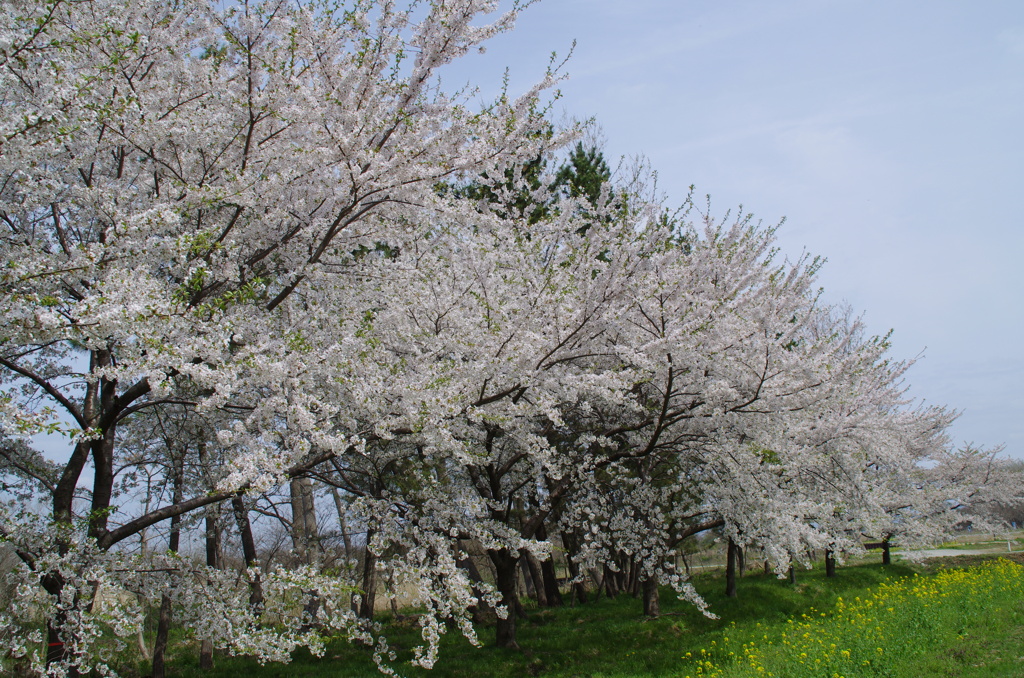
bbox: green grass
[145,554,1024,677]
[708,557,1024,677]
[156,561,927,677]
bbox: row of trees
[0,0,1017,675]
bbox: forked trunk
[44,360,122,677]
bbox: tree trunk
[45,605,79,678]
[199,640,214,671]
[41,572,70,672]
[200,507,220,670]
[44,363,119,677]
[825,549,837,578]
[330,488,353,560]
[788,565,796,585]
[152,454,184,678]
[725,539,739,598]
[535,523,563,606]
[151,595,173,678]
[290,477,319,564]
[540,558,563,607]
[520,549,547,606]
[737,544,745,575]
[358,529,378,620]
[456,540,485,583]
[642,575,660,617]
[603,564,620,598]
[302,591,322,630]
[288,479,321,626]
[301,479,319,554]
[882,537,892,566]
[617,554,629,595]
[489,548,522,649]
[205,511,221,570]
[590,568,603,601]
[560,531,588,604]
[232,496,265,613]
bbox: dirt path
[905,547,1018,559]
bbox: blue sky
[446,0,1024,457]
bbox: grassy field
[156,553,1024,678]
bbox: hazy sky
[445,0,1024,457]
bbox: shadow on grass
[166,561,927,678]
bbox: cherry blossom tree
[858,441,1018,565]
[0,0,565,673]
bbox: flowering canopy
[0,0,1017,675]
